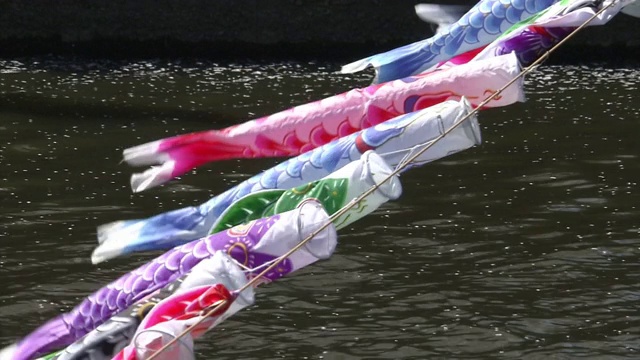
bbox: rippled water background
[0,57,639,359]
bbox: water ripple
[0,60,639,358]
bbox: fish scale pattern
[125,53,520,194]
[98,111,408,258]
[341,0,558,82]
[94,99,484,264]
[14,215,280,360]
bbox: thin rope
[231,255,280,274]
[145,2,617,358]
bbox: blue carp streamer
[341,0,558,82]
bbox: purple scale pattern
[13,214,282,360]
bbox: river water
[0,57,639,359]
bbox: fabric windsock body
[92,97,483,264]
[126,322,195,360]
[339,0,556,82]
[44,315,142,360]
[471,0,633,66]
[114,251,254,360]
[372,96,481,171]
[175,251,255,325]
[210,150,402,234]
[124,52,523,193]
[8,204,336,360]
[42,251,254,360]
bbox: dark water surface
[1,58,639,359]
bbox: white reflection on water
[0,59,639,358]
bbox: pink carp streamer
[124,53,524,192]
[112,284,232,360]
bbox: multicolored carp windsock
[425,0,634,71]
[5,203,337,360]
[40,251,254,360]
[457,0,634,67]
[210,150,402,234]
[93,97,485,264]
[116,285,229,360]
[113,252,255,360]
[124,53,522,192]
[340,0,558,83]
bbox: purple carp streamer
[44,251,255,360]
[5,204,337,360]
